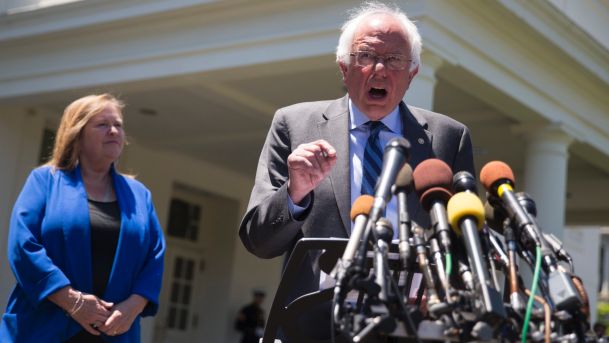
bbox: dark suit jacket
[239,95,474,338]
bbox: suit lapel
[400,103,434,224]
[400,103,434,169]
[315,100,433,235]
[318,95,350,235]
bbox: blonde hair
[46,93,125,170]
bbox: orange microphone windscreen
[350,195,374,221]
[479,161,515,192]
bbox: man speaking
[239,2,474,340]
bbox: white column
[404,52,443,111]
[601,233,609,300]
[520,124,574,239]
[0,107,45,307]
[562,226,601,324]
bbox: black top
[88,199,121,297]
[65,199,120,343]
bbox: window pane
[179,309,189,330]
[167,306,177,328]
[189,225,198,241]
[174,257,183,279]
[192,205,200,220]
[168,199,189,238]
[170,282,181,303]
[182,285,191,305]
[185,260,194,281]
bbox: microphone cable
[522,246,542,343]
[523,288,551,343]
[445,253,453,277]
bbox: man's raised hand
[287,140,337,204]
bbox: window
[167,256,196,330]
[167,198,201,241]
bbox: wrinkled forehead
[352,14,409,50]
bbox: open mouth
[369,87,387,99]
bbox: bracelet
[67,291,82,315]
[71,296,85,317]
[68,291,83,317]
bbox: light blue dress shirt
[349,100,402,238]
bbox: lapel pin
[417,138,425,144]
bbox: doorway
[155,185,239,343]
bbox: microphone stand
[429,238,454,306]
[351,221,397,342]
[411,226,442,315]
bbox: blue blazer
[1,165,166,342]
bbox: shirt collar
[348,99,401,134]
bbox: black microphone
[484,197,508,235]
[485,198,525,311]
[392,164,413,268]
[369,137,411,224]
[453,170,478,194]
[515,192,537,217]
[514,192,582,310]
[514,192,558,270]
[479,161,541,247]
[447,173,506,321]
[542,232,574,270]
[481,162,581,310]
[373,218,394,302]
[454,172,501,288]
[355,137,410,270]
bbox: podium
[261,238,427,343]
[262,238,350,343]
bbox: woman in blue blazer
[0,94,166,342]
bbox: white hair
[336,2,422,71]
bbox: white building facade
[1,0,609,342]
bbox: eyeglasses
[349,51,411,71]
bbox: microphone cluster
[332,139,598,342]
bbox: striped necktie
[361,121,385,195]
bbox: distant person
[0,94,166,342]
[595,322,607,338]
[235,290,266,343]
